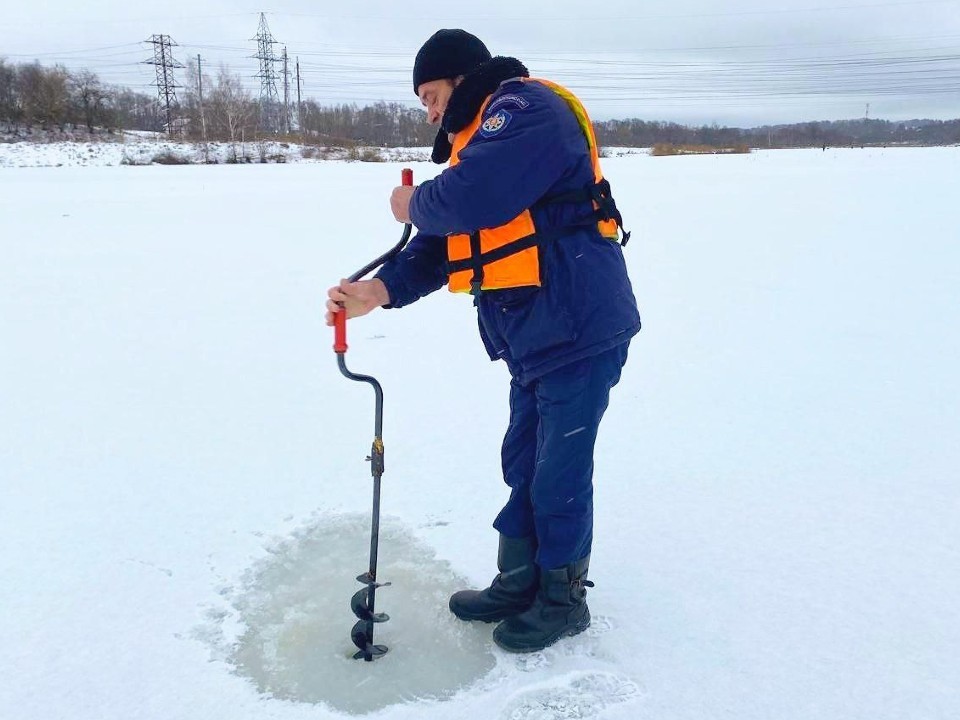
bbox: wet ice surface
[208,514,496,714]
[194,512,643,718]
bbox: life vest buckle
[591,179,614,221]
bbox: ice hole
[227,514,496,714]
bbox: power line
[6,29,958,122]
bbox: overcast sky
[3,0,959,126]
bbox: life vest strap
[536,178,631,246]
[448,231,541,294]
[468,231,484,296]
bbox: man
[325,29,640,653]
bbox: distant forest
[2,57,959,148]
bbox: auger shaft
[334,168,413,661]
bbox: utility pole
[143,35,184,137]
[282,47,291,135]
[197,54,207,143]
[296,57,303,140]
[252,12,281,133]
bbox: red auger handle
[334,168,413,354]
[334,307,347,354]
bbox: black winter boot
[492,555,593,653]
[449,534,538,622]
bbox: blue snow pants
[493,342,630,570]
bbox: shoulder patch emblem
[480,109,512,137]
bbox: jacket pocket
[491,283,578,362]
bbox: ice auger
[333,168,413,661]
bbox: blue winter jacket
[376,78,640,385]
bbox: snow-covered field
[1,147,958,720]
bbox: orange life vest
[446,78,627,295]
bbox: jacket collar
[430,56,529,163]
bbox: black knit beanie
[412,29,492,94]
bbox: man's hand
[325,278,391,326]
[390,185,416,223]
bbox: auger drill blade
[351,620,389,660]
[350,587,390,623]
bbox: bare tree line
[177,59,435,145]
[0,58,162,133]
[2,56,958,147]
[1,56,436,146]
[594,117,960,148]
